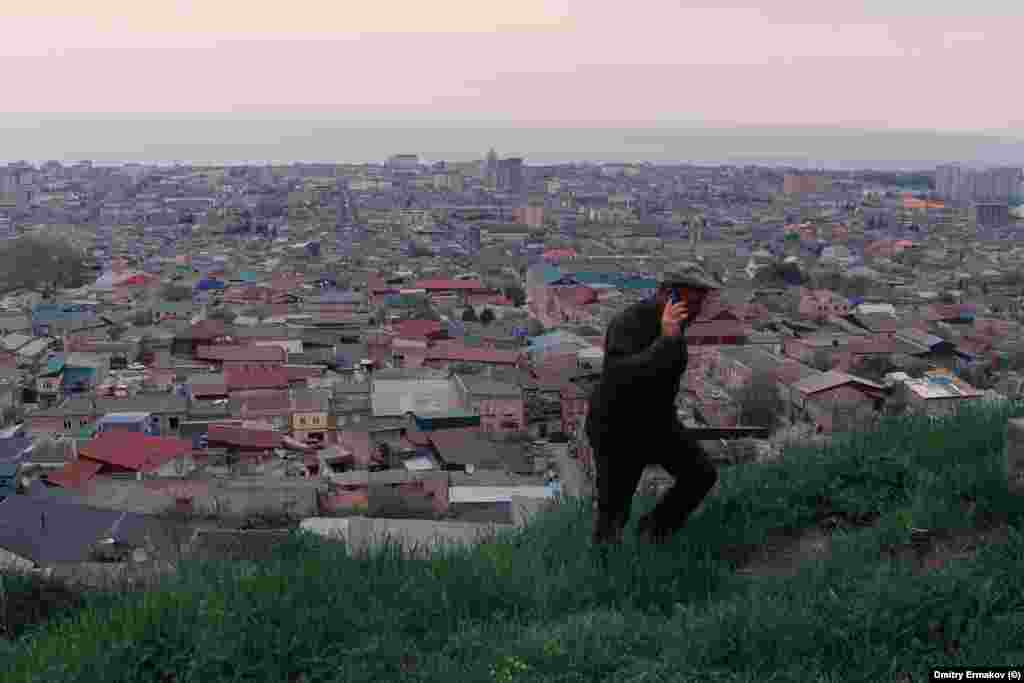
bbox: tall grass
[5,402,1024,682]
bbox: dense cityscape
[1,150,1024,676]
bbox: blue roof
[32,304,96,325]
[195,278,226,291]
[44,354,66,375]
[62,367,95,383]
[530,264,562,285]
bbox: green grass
[6,403,1024,682]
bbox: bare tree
[0,235,90,297]
[734,370,785,429]
[810,349,834,372]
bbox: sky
[2,1,1023,164]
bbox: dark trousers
[590,423,718,544]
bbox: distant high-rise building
[972,202,1010,229]
[936,164,1021,203]
[483,148,499,189]
[388,154,420,174]
[499,158,524,195]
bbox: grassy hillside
[4,403,1024,682]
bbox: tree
[810,349,834,372]
[161,284,193,302]
[0,235,90,297]
[735,371,785,429]
[503,285,527,307]
[479,308,496,325]
[854,355,891,383]
[207,308,237,324]
[461,306,479,323]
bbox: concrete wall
[299,516,517,559]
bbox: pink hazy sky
[3,0,1022,132]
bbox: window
[299,416,307,426]
[63,419,73,429]
[80,419,88,427]
[169,417,180,429]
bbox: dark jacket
[587,299,688,445]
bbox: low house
[0,313,31,337]
[25,397,97,437]
[900,371,984,417]
[16,337,55,366]
[291,390,331,442]
[0,334,32,354]
[60,352,111,396]
[684,320,750,346]
[454,375,526,437]
[96,395,188,438]
[65,431,196,482]
[225,366,289,393]
[188,373,228,400]
[230,392,291,430]
[427,427,527,472]
[172,318,228,356]
[789,371,887,433]
[799,289,851,321]
[95,412,159,436]
[196,344,287,366]
[370,369,462,418]
[421,345,523,373]
[206,421,283,457]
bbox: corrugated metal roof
[371,378,460,417]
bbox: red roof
[188,319,227,341]
[207,422,281,449]
[79,432,194,473]
[413,279,486,291]
[238,394,291,415]
[847,337,896,354]
[196,345,286,363]
[190,377,228,397]
[556,285,599,306]
[427,427,480,453]
[225,366,289,390]
[394,319,447,340]
[426,345,521,365]
[367,274,389,293]
[685,321,749,339]
[46,458,103,490]
[284,365,325,382]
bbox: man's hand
[661,301,689,338]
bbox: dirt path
[729,519,1013,579]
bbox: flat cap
[659,262,721,290]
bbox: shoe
[637,515,672,545]
[592,526,624,547]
